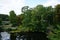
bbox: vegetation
[0,4,60,40]
[9,10,18,27]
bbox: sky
[0,0,60,15]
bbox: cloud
[0,0,25,15]
[0,0,60,15]
[43,0,60,7]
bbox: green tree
[18,5,53,32]
[55,4,60,24]
[9,10,18,27]
[17,5,50,40]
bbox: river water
[0,32,47,40]
[0,32,10,40]
[0,32,24,40]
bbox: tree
[18,5,54,32]
[0,14,9,21]
[17,5,50,40]
[21,6,29,12]
[9,10,18,27]
[55,4,60,24]
[55,4,60,14]
[17,14,24,25]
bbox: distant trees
[0,14,9,32]
[0,18,2,25]
[0,14,9,21]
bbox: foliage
[1,4,60,40]
[55,4,60,24]
[0,14,9,21]
[16,4,60,40]
[17,5,54,32]
[9,10,18,27]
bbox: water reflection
[0,32,47,40]
[1,32,10,40]
[16,35,26,40]
[0,32,25,40]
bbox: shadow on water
[10,32,49,40]
[0,31,49,40]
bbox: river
[0,32,10,40]
[0,32,25,40]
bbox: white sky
[43,0,60,7]
[0,0,25,15]
[0,0,60,15]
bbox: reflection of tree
[0,27,4,32]
[17,32,48,40]
[0,33,2,40]
[10,33,16,40]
